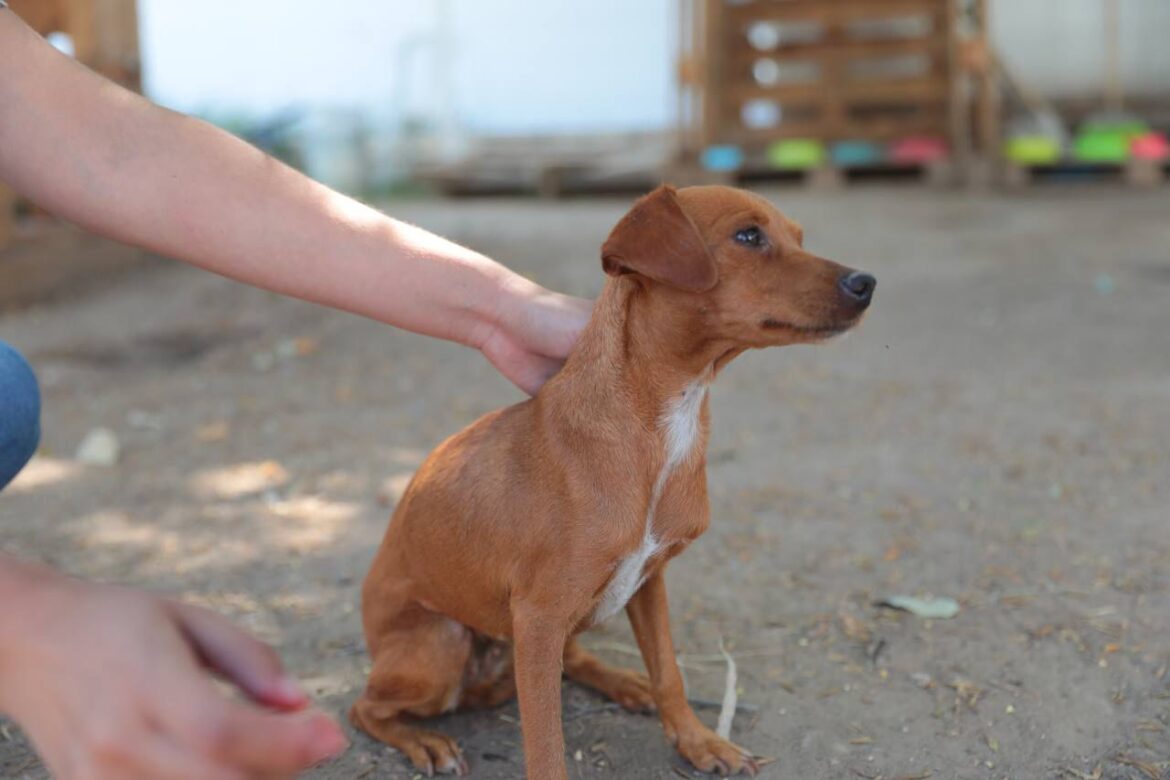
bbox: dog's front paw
[673,726,758,777]
[398,729,469,777]
[605,668,657,713]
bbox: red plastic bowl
[1131,132,1170,161]
[890,136,949,164]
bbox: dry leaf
[294,337,320,356]
[948,678,983,711]
[840,612,872,642]
[1112,755,1162,780]
[195,420,230,442]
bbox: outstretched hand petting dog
[0,7,590,779]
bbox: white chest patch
[662,380,707,472]
[591,380,708,624]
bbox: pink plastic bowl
[890,136,949,164]
[1131,132,1170,161]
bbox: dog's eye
[734,226,765,248]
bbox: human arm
[0,12,590,393]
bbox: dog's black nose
[839,272,876,303]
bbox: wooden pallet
[669,158,953,189]
[416,133,670,198]
[7,0,140,86]
[678,0,964,175]
[2,0,139,249]
[1003,158,1166,188]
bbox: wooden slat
[726,114,949,145]
[0,185,16,250]
[90,0,140,86]
[7,0,139,88]
[8,0,66,34]
[728,35,946,68]
[701,0,725,147]
[728,76,949,104]
[723,99,948,131]
[727,0,945,26]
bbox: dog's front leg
[627,571,758,776]
[513,606,569,780]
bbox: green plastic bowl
[1004,135,1061,165]
[1073,130,1131,163]
[1081,119,1147,140]
[766,139,826,170]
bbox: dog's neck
[541,277,743,436]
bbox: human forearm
[0,13,590,393]
[0,14,514,350]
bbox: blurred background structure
[0,0,139,249]
[675,0,1170,188]
[2,0,1169,228]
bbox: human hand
[480,278,593,395]
[0,565,347,779]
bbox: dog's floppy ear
[601,185,717,292]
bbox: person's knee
[0,342,41,489]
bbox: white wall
[140,0,675,133]
[991,0,1170,99]
[138,0,1168,132]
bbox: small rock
[75,427,120,466]
[1094,272,1115,295]
[878,595,961,620]
[252,351,275,371]
[194,420,230,442]
[126,410,164,431]
[275,339,299,360]
[911,672,934,689]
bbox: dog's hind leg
[349,605,472,776]
[563,637,656,713]
[458,635,516,709]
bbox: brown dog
[351,185,875,779]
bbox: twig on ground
[716,638,738,740]
[688,697,759,714]
[1112,755,1162,780]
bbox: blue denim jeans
[0,341,40,490]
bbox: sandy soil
[1,185,1168,780]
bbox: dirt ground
[1,185,1168,780]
